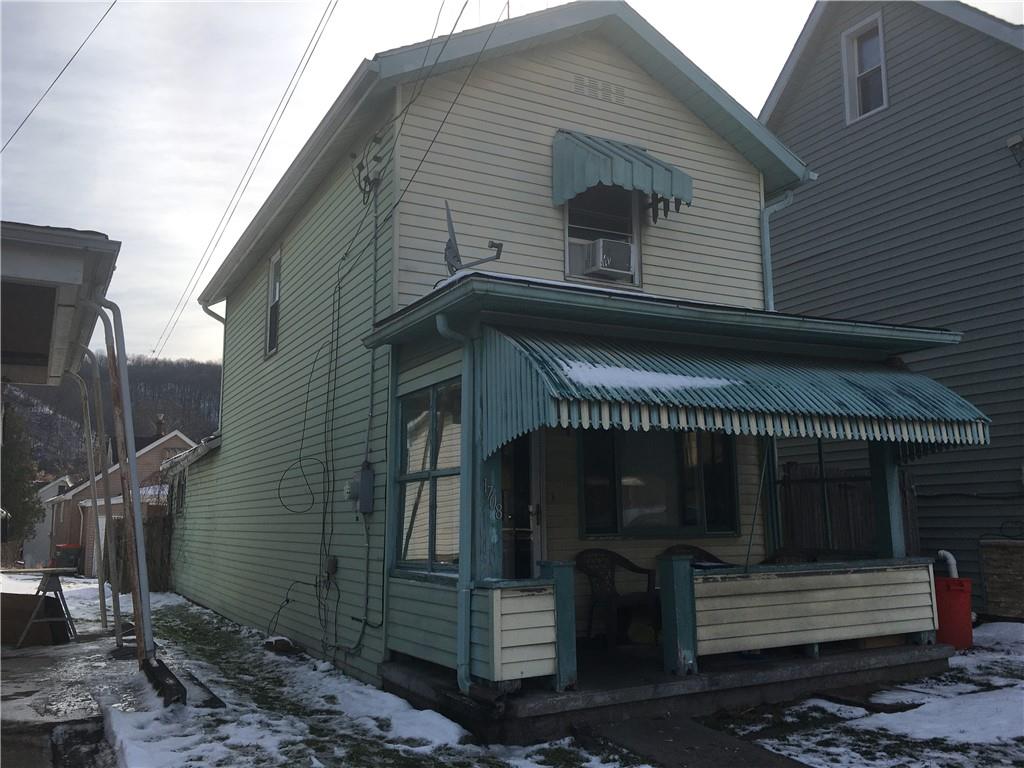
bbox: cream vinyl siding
[395,33,764,309]
[694,563,938,655]
[542,428,765,635]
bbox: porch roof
[478,328,990,457]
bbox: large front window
[580,429,738,536]
[397,380,461,570]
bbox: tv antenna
[444,200,503,276]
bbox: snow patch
[560,360,735,391]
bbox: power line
[152,0,339,357]
[2,1,117,154]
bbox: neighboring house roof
[57,430,196,500]
[199,1,811,306]
[160,430,221,477]
[36,475,72,498]
[79,484,168,508]
[760,1,1024,123]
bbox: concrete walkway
[602,716,806,768]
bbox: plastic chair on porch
[575,548,656,650]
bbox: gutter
[201,302,226,430]
[760,191,794,312]
[435,313,473,694]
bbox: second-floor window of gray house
[266,250,282,355]
[842,13,888,124]
[566,185,640,286]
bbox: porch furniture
[660,544,731,569]
[575,549,656,650]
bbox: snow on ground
[706,621,1024,768]
[1,575,646,767]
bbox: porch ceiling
[478,327,990,458]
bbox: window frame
[265,249,282,357]
[395,378,462,573]
[563,187,643,289]
[841,12,889,125]
[577,429,740,539]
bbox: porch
[369,272,988,731]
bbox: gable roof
[760,1,1024,123]
[199,1,810,305]
[58,430,196,500]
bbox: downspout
[82,346,123,646]
[69,371,108,628]
[760,191,795,312]
[436,313,473,694]
[200,302,226,430]
[91,299,156,663]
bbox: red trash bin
[934,577,973,650]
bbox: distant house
[170,2,990,735]
[50,430,195,576]
[760,1,1023,611]
[22,475,73,567]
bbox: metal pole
[69,371,108,629]
[97,299,155,662]
[82,346,123,646]
[89,304,148,664]
[816,438,834,549]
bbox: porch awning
[551,129,693,207]
[479,328,989,457]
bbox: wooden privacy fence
[106,512,173,593]
[778,462,919,555]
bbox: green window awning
[551,129,693,207]
[479,328,989,458]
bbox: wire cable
[2,1,117,154]
[151,0,338,357]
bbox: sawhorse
[16,572,79,648]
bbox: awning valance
[479,328,989,457]
[551,129,693,207]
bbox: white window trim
[841,11,889,125]
[265,249,282,356]
[562,189,643,288]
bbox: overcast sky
[2,0,1021,361]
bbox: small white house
[23,475,72,567]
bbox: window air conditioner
[581,238,633,278]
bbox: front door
[501,432,546,579]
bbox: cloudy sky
[2,0,1020,361]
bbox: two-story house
[760,1,1023,616]
[171,3,989,738]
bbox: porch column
[538,560,577,691]
[474,453,503,580]
[658,554,698,675]
[869,441,906,558]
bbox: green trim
[364,273,964,358]
[474,577,555,590]
[870,441,906,559]
[657,554,698,674]
[695,557,934,578]
[538,561,578,691]
[388,568,458,586]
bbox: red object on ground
[934,577,973,649]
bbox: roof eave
[363,273,962,358]
[198,59,381,305]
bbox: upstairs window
[565,185,639,286]
[266,250,282,355]
[842,13,888,123]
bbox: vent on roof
[572,74,625,105]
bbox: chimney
[154,413,165,437]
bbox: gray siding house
[761,1,1023,611]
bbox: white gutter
[760,191,795,312]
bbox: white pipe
[201,302,226,431]
[937,550,958,578]
[760,191,794,312]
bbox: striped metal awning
[478,328,990,458]
[551,129,693,207]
